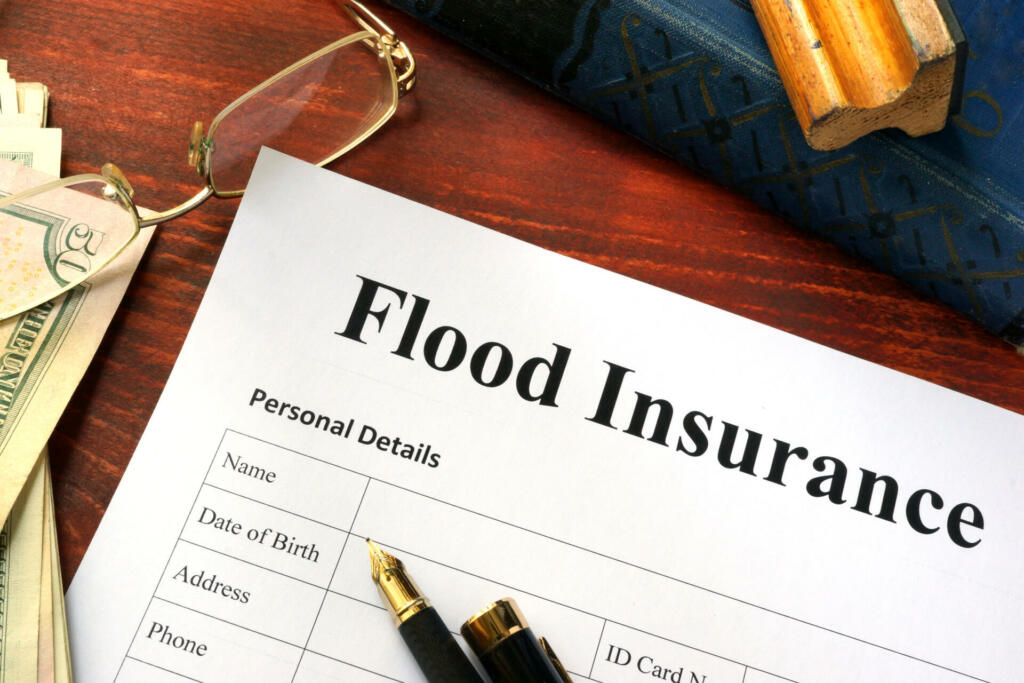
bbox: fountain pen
[366,539,484,683]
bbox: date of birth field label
[181,484,345,587]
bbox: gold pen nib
[366,538,401,583]
[366,538,430,625]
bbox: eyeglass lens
[206,36,397,195]
[1,179,138,319]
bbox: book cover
[385,0,1024,347]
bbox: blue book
[385,0,1024,346]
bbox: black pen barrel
[398,606,485,683]
[475,627,564,683]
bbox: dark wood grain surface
[0,0,1021,588]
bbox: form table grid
[111,429,985,683]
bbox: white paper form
[68,149,1024,683]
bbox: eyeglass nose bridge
[188,120,216,179]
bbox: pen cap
[460,598,529,655]
[461,598,569,683]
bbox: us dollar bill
[15,82,48,127]
[1,71,83,683]
[0,451,72,683]
[0,128,60,176]
[44,457,72,683]
[39,453,72,683]
[37,462,55,683]
[0,449,71,683]
[0,454,45,683]
[0,159,153,522]
[0,74,15,117]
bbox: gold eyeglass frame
[0,0,415,323]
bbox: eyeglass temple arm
[138,186,214,228]
[343,0,416,96]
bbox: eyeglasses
[0,0,415,323]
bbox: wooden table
[1,0,1021,588]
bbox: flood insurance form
[68,150,1023,683]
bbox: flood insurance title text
[336,276,984,549]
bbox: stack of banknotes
[0,59,73,683]
[0,60,153,681]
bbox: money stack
[1,60,73,683]
[0,60,60,175]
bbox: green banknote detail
[0,287,87,452]
[2,197,107,288]
[0,153,31,167]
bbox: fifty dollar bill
[0,159,153,522]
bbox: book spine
[385,0,1024,346]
